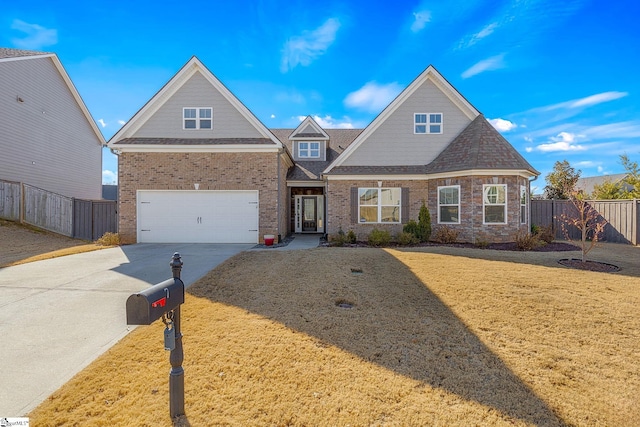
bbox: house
[576,173,632,198]
[0,48,105,199]
[108,57,539,244]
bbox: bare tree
[559,191,607,262]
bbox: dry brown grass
[29,246,640,426]
[0,219,109,267]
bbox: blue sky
[3,0,639,193]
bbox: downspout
[277,149,282,243]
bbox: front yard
[30,245,640,426]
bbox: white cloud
[297,115,354,129]
[344,81,403,113]
[534,132,586,152]
[117,120,126,125]
[457,22,498,49]
[411,10,431,33]
[539,91,629,112]
[270,114,276,119]
[597,166,604,173]
[280,18,341,73]
[102,170,117,185]
[525,147,533,153]
[461,54,506,79]
[11,19,58,49]
[488,118,517,132]
[97,119,107,128]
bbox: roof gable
[290,116,330,139]
[325,65,479,173]
[108,56,281,147]
[0,48,105,145]
[424,115,539,175]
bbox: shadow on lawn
[188,248,568,426]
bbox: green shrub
[417,202,432,242]
[329,228,347,246]
[95,232,121,246]
[396,231,419,246]
[432,226,459,244]
[368,228,391,247]
[514,230,544,251]
[531,224,541,235]
[403,219,419,237]
[346,229,357,244]
[535,224,556,244]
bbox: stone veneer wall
[117,151,281,244]
[327,175,530,244]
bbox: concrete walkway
[0,243,251,417]
[252,233,322,251]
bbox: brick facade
[326,175,530,244]
[117,151,282,244]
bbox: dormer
[289,116,330,161]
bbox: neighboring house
[0,48,105,199]
[108,57,539,244]
[576,173,632,197]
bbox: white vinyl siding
[438,185,460,224]
[358,188,401,223]
[133,72,263,139]
[0,56,102,199]
[483,185,507,224]
[341,79,473,167]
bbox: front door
[295,195,324,233]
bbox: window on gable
[414,113,443,134]
[358,188,401,223]
[183,107,213,130]
[483,184,507,224]
[520,185,528,224]
[438,185,460,224]
[299,141,321,159]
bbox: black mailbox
[126,277,185,325]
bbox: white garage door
[137,190,259,243]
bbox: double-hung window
[414,113,443,134]
[358,188,401,223]
[483,184,507,224]
[520,186,528,224]
[438,185,460,224]
[183,107,212,129]
[299,141,320,159]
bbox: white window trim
[520,185,528,224]
[298,141,321,159]
[483,184,507,225]
[414,113,443,134]
[183,107,213,130]
[358,187,401,224]
[437,185,460,224]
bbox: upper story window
[358,188,401,223]
[414,113,443,134]
[183,107,212,130]
[438,185,460,224]
[299,141,320,158]
[483,184,507,224]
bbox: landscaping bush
[403,220,419,237]
[368,228,391,247]
[95,232,120,246]
[417,202,432,242]
[474,232,490,248]
[346,229,357,244]
[514,230,544,251]
[432,226,459,244]
[396,231,419,246]
[535,224,556,244]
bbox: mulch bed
[558,258,621,272]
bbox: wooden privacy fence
[0,180,117,240]
[531,199,640,245]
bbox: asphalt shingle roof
[424,115,539,175]
[0,48,50,59]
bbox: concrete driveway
[0,243,252,417]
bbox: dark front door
[302,196,317,231]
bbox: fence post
[169,252,185,418]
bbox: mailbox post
[125,252,185,419]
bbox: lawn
[29,246,640,426]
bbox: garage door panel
[137,191,258,243]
